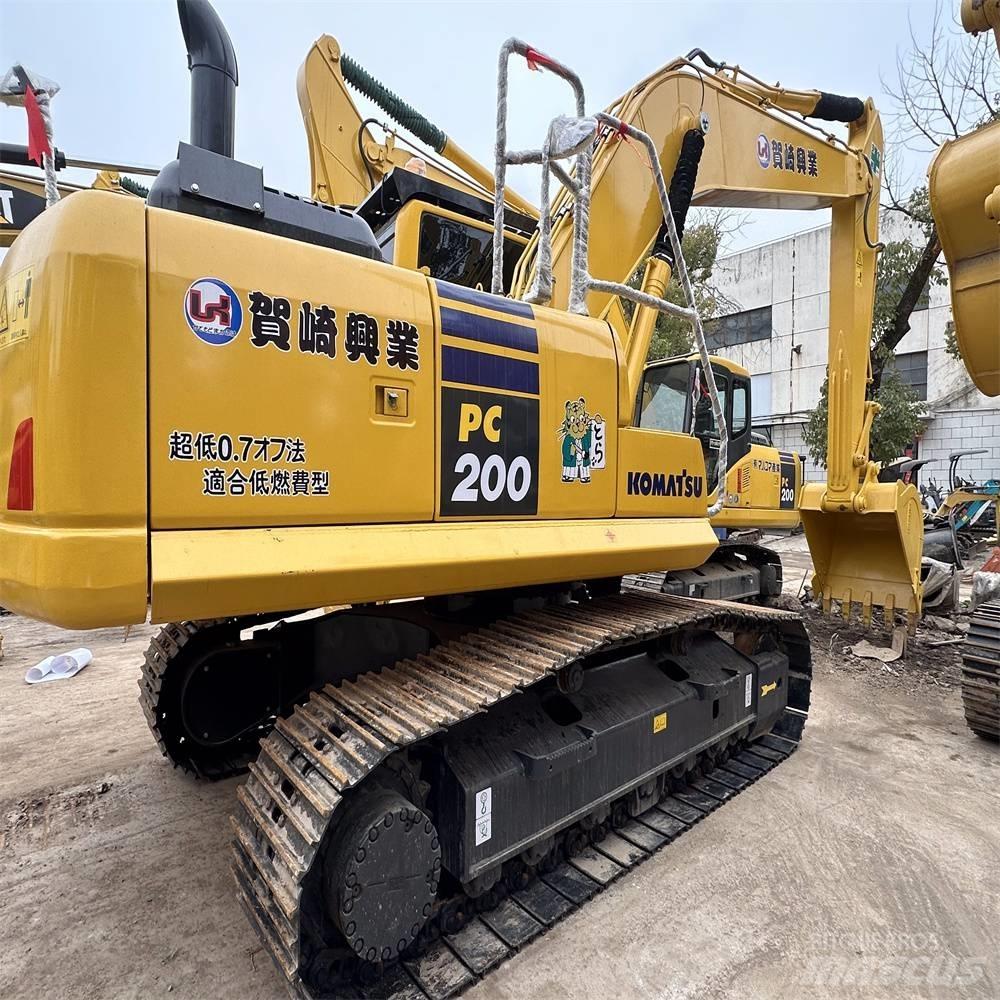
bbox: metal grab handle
[493,39,588,303]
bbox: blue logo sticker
[184,277,242,346]
[756,133,770,168]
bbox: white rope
[0,65,60,208]
[490,45,727,511]
[35,90,59,208]
[492,40,516,295]
[493,40,586,301]
[591,112,727,514]
[524,125,554,304]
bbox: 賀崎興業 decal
[755,134,820,178]
[184,277,243,346]
[559,397,605,484]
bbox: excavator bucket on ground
[799,480,926,624]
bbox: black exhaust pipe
[178,0,238,158]
[148,0,381,260]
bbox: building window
[750,372,772,421]
[703,305,772,350]
[889,350,928,400]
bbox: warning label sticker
[745,673,753,709]
[0,266,32,350]
[474,786,493,846]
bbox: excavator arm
[297,35,537,216]
[499,53,925,621]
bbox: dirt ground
[1,590,998,1000]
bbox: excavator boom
[496,51,925,620]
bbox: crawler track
[139,619,262,779]
[231,591,809,998]
[961,602,1000,740]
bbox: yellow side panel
[147,208,436,528]
[431,281,618,520]
[0,191,147,627]
[714,444,801,529]
[150,517,718,622]
[615,428,707,518]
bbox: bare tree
[873,0,1000,388]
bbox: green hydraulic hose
[340,53,447,154]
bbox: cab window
[693,369,728,485]
[731,382,749,437]
[417,214,523,291]
[638,364,689,433]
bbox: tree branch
[871,227,942,391]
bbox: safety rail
[491,40,729,513]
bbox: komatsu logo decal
[627,469,703,498]
[184,277,242,346]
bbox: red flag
[24,86,51,166]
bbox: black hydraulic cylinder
[810,91,866,123]
[653,128,705,264]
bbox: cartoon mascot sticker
[559,397,605,484]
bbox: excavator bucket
[799,480,925,625]
[928,117,1000,398]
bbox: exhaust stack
[147,0,381,261]
[178,0,238,158]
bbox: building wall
[708,217,999,488]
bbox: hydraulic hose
[340,54,447,153]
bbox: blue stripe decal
[435,280,535,319]
[442,346,539,395]
[440,306,538,354]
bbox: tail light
[8,417,34,510]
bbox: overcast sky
[2,0,944,251]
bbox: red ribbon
[524,46,556,73]
[24,86,51,166]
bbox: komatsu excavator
[929,0,1000,741]
[1,1,996,996]
[298,23,900,608]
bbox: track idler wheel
[325,790,441,964]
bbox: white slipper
[24,647,92,684]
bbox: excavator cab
[637,355,802,531]
[637,355,751,483]
[352,168,534,293]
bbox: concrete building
[706,216,999,490]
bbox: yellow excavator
[1,151,155,247]
[1,0,996,996]
[297,29,879,608]
[930,0,1000,740]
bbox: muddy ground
[1,597,998,1000]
